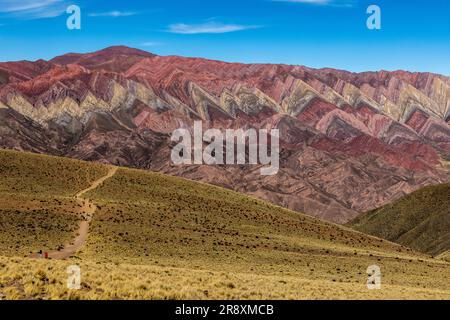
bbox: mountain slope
[1,149,450,300]
[0,46,449,223]
[0,149,108,256]
[350,183,450,256]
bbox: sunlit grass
[1,150,450,300]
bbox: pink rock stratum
[0,46,449,223]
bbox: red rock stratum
[0,46,449,223]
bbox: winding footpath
[32,166,118,260]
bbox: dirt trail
[32,166,118,260]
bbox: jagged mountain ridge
[0,46,449,223]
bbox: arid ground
[1,149,449,300]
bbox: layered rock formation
[0,46,449,223]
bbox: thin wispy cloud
[0,0,69,19]
[88,11,137,18]
[167,22,260,34]
[140,41,162,47]
[273,0,357,7]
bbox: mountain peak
[50,45,156,73]
[93,45,156,58]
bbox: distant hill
[350,183,450,256]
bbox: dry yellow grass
[0,149,109,257]
[1,255,450,300]
[0,194,80,256]
[0,149,108,197]
[438,251,450,263]
[350,183,450,256]
[1,150,450,300]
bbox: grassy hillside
[0,149,108,256]
[1,149,450,300]
[350,183,450,256]
[0,149,108,197]
[82,167,413,267]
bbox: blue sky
[0,0,449,75]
